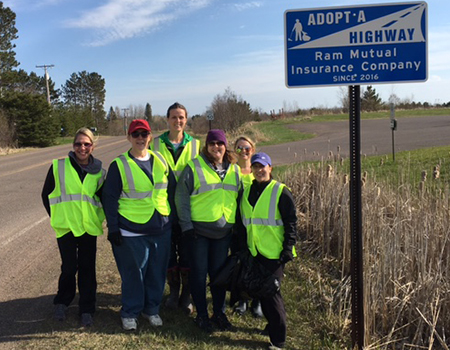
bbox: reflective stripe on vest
[49,159,104,208]
[117,154,168,199]
[188,156,240,223]
[191,158,239,195]
[152,136,199,180]
[241,180,290,259]
[242,181,284,228]
[116,150,170,223]
[48,158,105,238]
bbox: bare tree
[209,87,254,132]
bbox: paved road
[0,114,449,347]
[259,114,450,165]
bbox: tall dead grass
[279,160,450,349]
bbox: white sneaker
[142,313,163,327]
[121,317,137,330]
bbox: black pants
[54,232,97,315]
[257,255,287,348]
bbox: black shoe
[234,300,247,315]
[211,313,236,332]
[194,315,213,334]
[54,304,67,321]
[251,299,263,318]
[81,313,93,327]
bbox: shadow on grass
[0,292,276,349]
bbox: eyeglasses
[74,142,93,148]
[208,141,225,147]
[131,131,150,138]
[236,146,251,153]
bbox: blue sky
[4,0,450,116]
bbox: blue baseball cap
[251,152,272,167]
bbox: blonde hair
[234,135,256,152]
[73,127,96,145]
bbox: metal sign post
[390,103,397,161]
[349,85,364,349]
[206,110,214,131]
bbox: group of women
[41,102,297,350]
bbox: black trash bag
[210,251,246,307]
[238,253,281,300]
[209,253,239,290]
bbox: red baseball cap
[128,119,151,134]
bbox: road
[259,114,450,165]
[0,114,449,346]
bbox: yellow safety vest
[115,150,170,224]
[49,158,105,238]
[240,171,254,189]
[187,156,240,223]
[151,136,200,180]
[241,179,296,259]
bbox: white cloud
[64,0,212,46]
[232,1,262,12]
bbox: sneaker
[211,313,236,332]
[142,313,163,327]
[80,313,93,327]
[194,315,213,334]
[54,304,67,321]
[121,317,138,330]
[233,300,247,316]
[268,343,283,350]
[251,299,263,318]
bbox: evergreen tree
[107,106,117,121]
[0,91,58,147]
[61,71,106,130]
[361,85,383,111]
[144,103,152,122]
[0,2,19,91]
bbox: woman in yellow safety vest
[175,129,240,333]
[150,102,199,315]
[232,136,263,318]
[41,127,105,327]
[102,119,176,331]
[239,152,297,350]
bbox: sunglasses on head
[208,141,225,146]
[236,146,251,153]
[131,131,150,138]
[74,142,92,148]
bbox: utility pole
[36,64,55,104]
[121,108,129,135]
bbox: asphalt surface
[259,114,450,165]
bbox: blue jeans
[112,230,171,318]
[188,233,232,318]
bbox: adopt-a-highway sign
[284,2,427,88]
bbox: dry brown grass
[280,160,450,349]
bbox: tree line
[2,1,447,148]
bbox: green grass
[295,107,450,123]
[56,136,74,146]
[251,120,315,146]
